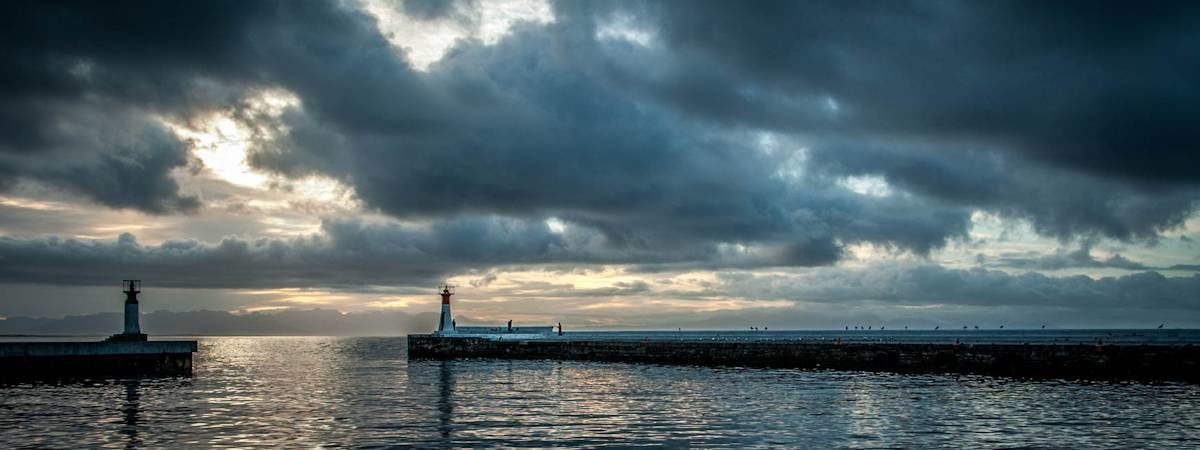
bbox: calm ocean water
[2,335,1200,448]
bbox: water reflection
[119,379,141,450]
[1,337,1198,448]
[437,361,455,443]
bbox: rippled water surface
[3,336,1199,448]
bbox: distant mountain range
[0,309,439,336]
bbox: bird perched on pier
[1159,324,1165,329]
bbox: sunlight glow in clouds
[839,175,892,198]
[164,89,359,225]
[170,115,268,189]
[596,12,656,46]
[363,0,554,70]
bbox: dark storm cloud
[241,5,975,262]
[618,0,1200,185]
[0,0,431,212]
[804,140,1199,240]
[1,0,1197,279]
[586,0,1200,241]
[0,1,274,212]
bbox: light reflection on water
[1,336,1198,448]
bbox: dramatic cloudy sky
[1,0,1198,329]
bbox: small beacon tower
[437,285,456,336]
[108,280,148,342]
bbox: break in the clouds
[0,0,1197,327]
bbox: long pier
[0,341,197,379]
[407,335,1200,383]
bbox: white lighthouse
[436,285,456,336]
[107,279,148,342]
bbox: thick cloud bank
[1,228,1195,320]
[0,0,1196,320]
[2,1,1196,255]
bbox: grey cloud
[583,1,1200,241]
[398,0,477,22]
[0,1,276,212]
[0,215,584,289]
[0,215,719,289]
[468,271,498,288]
[700,264,1200,312]
[246,11,973,263]
[986,242,1200,272]
[0,0,979,266]
[611,0,1200,185]
[2,0,1196,277]
[0,213,927,290]
[0,104,199,213]
[805,140,1198,241]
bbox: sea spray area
[409,329,1200,383]
[3,336,1200,448]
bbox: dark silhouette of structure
[107,280,147,342]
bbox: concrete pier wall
[407,335,1200,383]
[0,341,198,378]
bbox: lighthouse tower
[107,280,148,342]
[436,285,456,336]
[124,280,141,335]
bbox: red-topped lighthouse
[436,285,456,335]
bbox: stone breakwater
[0,341,198,379]
[408,335,1200,383]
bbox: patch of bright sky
[0,194,71,211]
[840,242,915,268]
[170,115,269,189]
[545,217,567,233]
[935,210,1060,270]
[161,89,360,239]
[757,132,808,182]
[595,12,656,46]
[238,287,356,310]
[838,174,892,197]
[930,210,1200,277]
[362,0,554,70]
[824,96,840,113]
